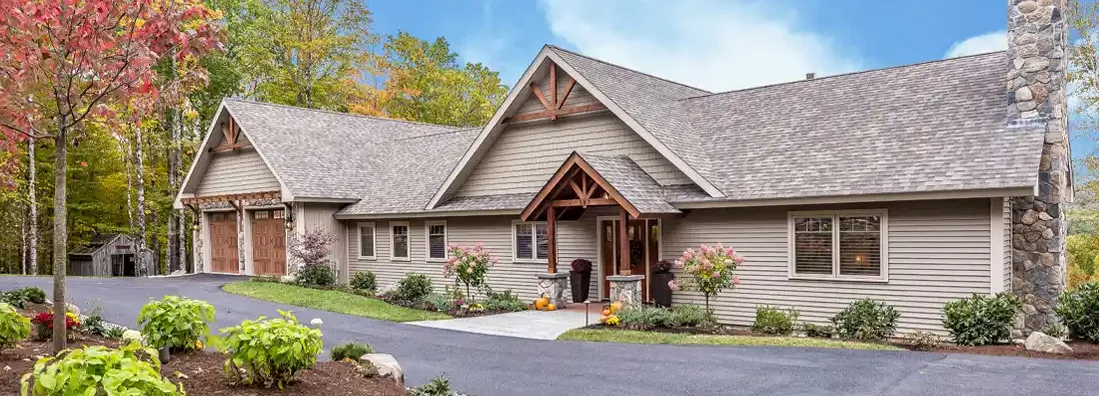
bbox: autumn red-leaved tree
[0,0,220,352]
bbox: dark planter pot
[652,272,675,308]
[570,270,591,303]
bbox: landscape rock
[361,353,404,386]
[1024,331,1072,354]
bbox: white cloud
[457,0,520,84]
[537,0,863,92]
[944,31,1006,58]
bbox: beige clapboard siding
[663,199,992,334]
[456,105,693,197]
[1003,197,1013,291]
[346,216,599,301]
[195,149,280,196]
[299,203,347,281]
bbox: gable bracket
[505,62,606,124]
[211,116,251,153]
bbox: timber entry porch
[520,151,683,307]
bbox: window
[426,221,447,261]
[790,210,886,280]
[358,222,376,259]
[391,222,410,260]
[514,222,549,261]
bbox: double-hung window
[426,221,447,261]
[514,222,549,261]
[358,222,376,259]
[789,210,887,281]
[391,221,410,261]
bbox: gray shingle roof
[578,153,680,214]
[221,48,1046,217]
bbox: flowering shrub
[21,342,183,396]
[0,303,31,349]
[30,311,79,341]
[137,296,215,351]
[444,243,497,302]
[668,243,744,311]
[219,310,323,388]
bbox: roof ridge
[223,98,466,130]
[682,50,1007,100]
[546,45,712,95]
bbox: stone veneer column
[1006,0,1070,332]
[607,275,644,307]
[536,273,569,308]
[192,218,203,273]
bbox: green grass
[222,282,451,322]
[557,329,903,351]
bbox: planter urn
[569,270,591,303]
[651,272,675,307]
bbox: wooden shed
[67,234,157,276]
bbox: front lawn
[222,281,451,322]
[557,328,904,351]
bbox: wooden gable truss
[504,62,607,124]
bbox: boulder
[1024,332,1073,354]
[361,353,403,386]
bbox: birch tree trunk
[52,122,68,353]
[27,136,37,276]
[19,201,26,275]
[167,113,179,273]
[135,126,148,277]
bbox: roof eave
[671,186,1038,209]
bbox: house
[67,233,157,277]
[175,0,1070,334]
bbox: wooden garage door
[210,212,239,273]
[252,209,286,276]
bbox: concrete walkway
[408,308,592,340]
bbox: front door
[600,218,661,301]
[251,209,286,276]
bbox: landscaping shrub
[79,306,109,337]
[617,306,672,331]
[31,311,79,341]
[21,342,183,396]
[444,243,497,302]
[483,289,527,312]
[220,310,323,388]
[831,299,900,341]
[665,305,710,328]
[297,264,336,287]
[1045,323,1067,339]
[137,295,215,351]
[1,287,43,309]
[105,326,126,340]
[425,293,451,312]
[751,306,799,335]
[802,323,835,338]
[409,376,456,396]
[18,287,46,304]
[1055,282,1099,342]
[330,342,375,361]
[904,331,941,351]
[395,273,434,302]
[350,271,377,292]
[0,302,30,349]
[668,243,744,311]
[941,293,1021,346]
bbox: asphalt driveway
[3,275,1099,396]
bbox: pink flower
[476,242,484,247]
[735,255,745,265]
[725,247,735,256]
[466,267,474,274]
[723,258,733,265]
[733,276,740,285]
[711,271,720,278]
[668,280,680,291]
[673,260,684,269]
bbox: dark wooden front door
[210,212,239,273]
[251,209,286,276]
[600,218,659,301]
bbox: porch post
[547,205,557,274]
[618,206,630,276]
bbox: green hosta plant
[1055,281,1099,342]
[942,293,1022,346]
[137,296,215,351]
[219,310,323,388]
[20,341,183,396]
[0,303,30,349]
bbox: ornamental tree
[0,0,220,352]
[669,243,744,312]
[444,243,497,302]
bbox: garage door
[252,209,286,276]
[210,212,239,273]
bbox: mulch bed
[921,341,1099,360]
[0,336,406,395]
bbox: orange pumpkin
[601,309,612,317]
[546,303,557,311]
[598,315,608,323]
[610,301,623,314]
[535,297,549,310]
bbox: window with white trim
[514,222,549,261]
[790,211,886,280]
[426,221,447,260]
[358,222,376,259]
[391,222,410,260]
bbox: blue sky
[371,0,1092,160]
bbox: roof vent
[805,72,816,80]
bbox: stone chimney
[1006,0,1069,333]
